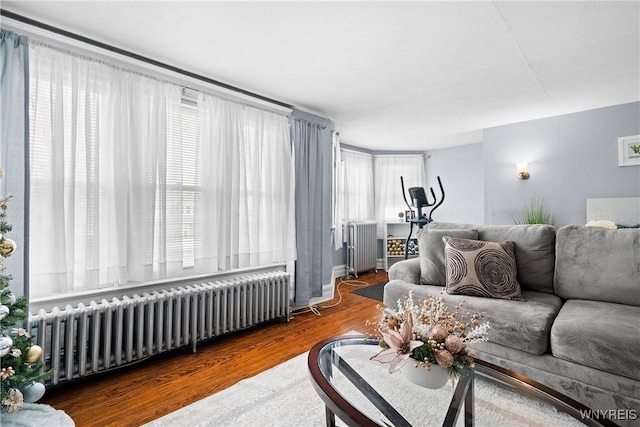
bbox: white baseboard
[306,265,345,307]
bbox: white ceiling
[2,1,639,151]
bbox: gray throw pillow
[443,236,524,301]
[418,228,478,285]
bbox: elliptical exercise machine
[400,176,446,259]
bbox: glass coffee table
[308,335,616,427]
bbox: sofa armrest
[388,257,421,284]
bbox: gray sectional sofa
[384,222,640,426]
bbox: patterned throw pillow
[443,236,524,300]
[418,228,478,286]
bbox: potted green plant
[515,198,555,226]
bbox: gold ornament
[0,238,16,256]
[0,167,4,179]
[25,345,43,363]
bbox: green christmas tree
[0,171,51,412]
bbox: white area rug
[145,345,583,427]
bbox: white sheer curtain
[28,43,295,300]
[374,155,425,238]
[342,150,374,222]
[195,93,295,272]
[28,42,184,297]
[104,74,186,282]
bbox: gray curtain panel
[292,114,332,307]
[0,29,29,298]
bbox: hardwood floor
[40,270,388,427]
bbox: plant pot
[401,360,450,389]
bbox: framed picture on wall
[618,135,640,166]
[405,210,415,222]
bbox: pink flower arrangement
[370,291,490,380]
[370,315,424,373]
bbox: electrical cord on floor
[291,276,372,317]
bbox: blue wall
[483,102,640,226]
[425,142,484,224]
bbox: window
[374,155,425,238]
[341,150,374,221]
[336,151,424,240]
[175,100,198,269]
[28,42,295,299]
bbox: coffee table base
[324,347,476,427]
[309,335,616,427]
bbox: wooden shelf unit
[384,222,419,271]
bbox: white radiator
[29,271,290,385]
[346,220,378,278]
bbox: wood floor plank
[40,271,388,427]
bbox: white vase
[401,360,450,389]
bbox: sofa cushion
[417,228,478,286]
[467,342,640,414]
[383,281,562,355]
[388,257,421,284]
[429,222,556,293]
[555,225,640,307]
[443,237,524,300]
[551,299,640,381]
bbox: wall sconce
[516,162,530,180]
